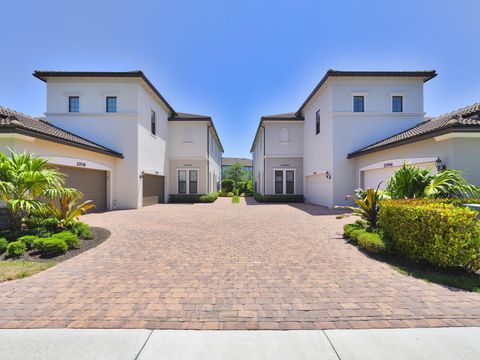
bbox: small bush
[18,235,38,250]
[379,199,480,271]
[72,222,93,239]
[6,241,26,258]
[25,217,58,232]
[227,192,234,197]
[52,232,80,249]
[358,232,387,253]
[34,237,68,255]
[221,179,234,193]
[0,237,7,254]
[199,192,219,203]
[343,223,363,240]
[254,193,304,203]
[232,195,240,204]
[169,194,203,203]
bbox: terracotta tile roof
[0,106,123,158]
[348,102,480,158]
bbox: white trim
[389,91,408,97]
[142,168,163,176]
[306,170,329,177]
[434,132,480,141]
[176,168,200,195]
[43,156,113,171]
[351,93,367,112]
[272,168,297,195]
[332,112,424,117]
[359,157,437,172]
[41,155,113,211]
[264,154,303,158]
[45,112,138,118]
[0,133,36,142]
[390,93,406,113]
[169,156,208,160]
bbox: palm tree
[0,151,64,231]
[386,163,479,199]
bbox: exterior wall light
[325,171,332,180]
[435,157,446,172]
[139,171,145,179]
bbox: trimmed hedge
[72,222,93,239]
[358,232,387,253]
[254,193,305,203]
[0,237,7,254]
[34,237,68,255]
[18,235,37,250]
[6,241,26,257]
[169,193,219,203]
[52,231,80,249]
[379,199,480,271]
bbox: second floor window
[392,96,403,112]
[315,110,321,134]
[353,96,365,112]
[106,97,117,113]
[151,111,156,135]
[68,96,79,112]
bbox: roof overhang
[347,126,480,159]
[296,70,437,116]
[0,127,124,158]
[33,70,177,116]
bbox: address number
[383,162,393,168]
[76,162,87,167]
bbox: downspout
[207,124,211,194]
[262,124,266,195]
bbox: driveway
[0,198,479,330]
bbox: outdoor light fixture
[435,157,444,172]
[325,171,332,180]
[139,171,145,179]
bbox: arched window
[280,128,289,143]
[183,127,193,143]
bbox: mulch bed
[1,227,111,263]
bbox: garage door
[143,174,164,206]
[306,174,329,206]
[57,165,107,211]
[363,162,435,190]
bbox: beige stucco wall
[265,157,303,195]
[169,159,208,195]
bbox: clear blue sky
[1,0,479,158]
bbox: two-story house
[0,70,223,210]
[251,70,480,208]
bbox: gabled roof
[296,69,437,116]
[250,112,304,152]
[33,70,177,116]
[222,157,252,167]
[0,106,123,158]
[347,102,480,158]
[168,112,224,152]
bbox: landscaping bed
[169,193,219,203]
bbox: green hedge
[169,193,219,203]
[254,193,305,203]
[379,199,480,271]
[343,222,388,253]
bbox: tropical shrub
[44,187,95,228]
[224,162,246,189]
[335,187,382,230]
[0,151,64,231]
[357,232,388,253]
[379,199,480,271]
[199,192,219,203]
[247,180,253,193]
[0,237,7,253]
[343,222,367,242]
[34,237,68,255]
[18,235,38,250]
[221,179,234,193]
[236,182,248,195]
[24,216,59,233]
[386,163,479,199]
[254,193,305,203]
[52,231,80,249]
[227,192,234,197]
[6,240,26,257]
[71,222,93,239]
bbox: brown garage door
[57,165,107,212]
[143,174,164,206]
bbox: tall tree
[224,161,246,189]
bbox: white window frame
[176,168,200,194]
[272,168,297,195]
[390,92,407,113]
[350,92,368,112]
[280,127,289,145]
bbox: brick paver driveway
[0,198,479,330]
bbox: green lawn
[0,261,56,282]
[232,195,240,204]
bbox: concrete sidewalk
[0,327,479,359]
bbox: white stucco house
[251,70,480,208]
[0,71,223,210]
